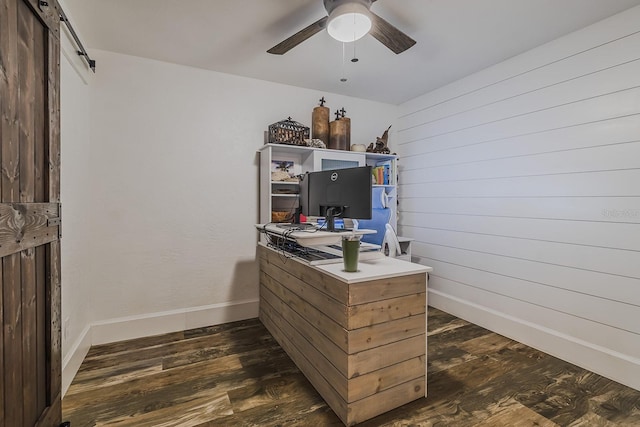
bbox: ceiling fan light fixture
[327,2,372,43]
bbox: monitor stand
[324,207,343,232]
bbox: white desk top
[259,242,432,284]
[256,223,375,247]
[316,255,432,284]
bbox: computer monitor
[299,166,372,232]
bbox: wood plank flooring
[62,307,640,426]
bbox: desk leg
[425,277,429,397]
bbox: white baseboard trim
[429,289,640,392]
[91,298,260,345]
[61,298,259,396]
[62,324,91,397]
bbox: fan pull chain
[340,42,347,82]
[351,12,359,62]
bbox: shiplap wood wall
[396,6,640,390]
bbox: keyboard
[327,243,379,252]
[268,242,341,264]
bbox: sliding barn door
[0,0,62,425]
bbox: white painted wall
[59,2,95,394]
[60,43,397,391]
[86,49,396,326]
[397,6,640,390]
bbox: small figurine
[379,125,391,145]
[368,125,393,154]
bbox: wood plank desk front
[258,244,432,426]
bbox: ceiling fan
[267,0,416,55]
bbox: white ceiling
[63,0,640,105]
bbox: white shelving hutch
[259,143,398,232]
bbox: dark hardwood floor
[62,307,640,426]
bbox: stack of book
[372,160,392,185]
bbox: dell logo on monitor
[331,172,338,181]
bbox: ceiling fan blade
[369,11,416,54]
[267,16,329,55]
